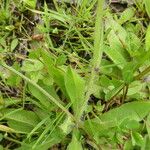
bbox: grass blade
[1,62,74,120]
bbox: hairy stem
[78,0,104,121]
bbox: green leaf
[1,109,40,126]
[59,116,75,134]
[67,130,83,150]
[131,132,144,147]
[7,120,35,133]
[126,32,141,57]
[105,82,124,101]
[21,59,44,72]
[29,71,43,83]
[1,63,72,118]
[56,54,67,66]
[99,75,112,87]
[0,98,22,110]
[11,39,18,51]
[134,49,150,70]
[144,0,150,17]
[28,83,63,110]
[122,62,135,84]
[141,135,150,150]
[119,7,135,24]
[84,118,116,138]
[105,14,128,69]
[146,113,150,139]
[47,65,69,98]
[104,45,126,69]
[28,84,53,109]
[145,25,150,51]
[119,118,140,130]
[41,50,68,97]
[106,14,127,45]
[1,109,40,133]
[4,63,21,86]
[16,128,65,150]
[65,66,85,119]
[124,140,133,150]
[84,101,150,138]
[128,81,143,96]
[100,101,150,123]
[22,0,36,9]
[125,120,140,130]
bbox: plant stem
[121,84,128,104]
[78,0,104,121]
[135,66,150,80]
